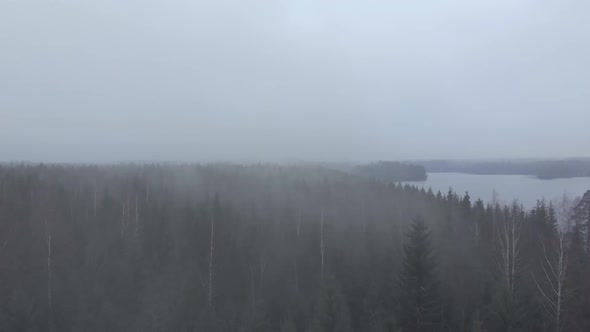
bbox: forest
[0,163,589,332]
[352,162,427,182]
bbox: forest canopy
[0,163,588,331]
[352,161,427,182]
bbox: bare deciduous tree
[497,202,523,295]
[44,218,53,332]
[296,211,301,239]
[320,208,324,279]
[121,200,126,239]
[135,194,139,236]
[294,210,301,293]
[491,189,499,243]
[208,215,214,308]
[93,179,97,218]
[554,193,577,232]
[534,231,569,332]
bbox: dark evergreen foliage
[0,163,588,331]
[398,217,440,332]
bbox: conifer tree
[398,216,440,332]
[312,277,353,332]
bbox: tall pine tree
[312,276,353,332]
[398,216,440,332]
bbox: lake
[401,173,590,209]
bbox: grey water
[402,173,590,209]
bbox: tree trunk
[93,179,97,218]
[320,208,324,279]
[121,200,126,239]
[135,195,139,236]
[44,219,53,332]
[534,231,568,332]
[209,215,214,308]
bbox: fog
[2,0,590,163]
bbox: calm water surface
[402,173,590,209]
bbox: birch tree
[320,208,324,279]
[44,218,53,332]
[135,194,139,236]
[121,200,126,239]
[208,214,214,308]
[534,230,568,332]
[497,202,524,296]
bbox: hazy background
[2,0,590,163]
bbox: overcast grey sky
[1,0,589,163]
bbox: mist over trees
[352,162,427,182]
[0,164,589,331]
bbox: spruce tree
[565,222,590,331]
[398,216,440,332]
[312,277,353,332]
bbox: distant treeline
[1,163,589,331]
[352,161,427,182]
[415,158,590,179]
